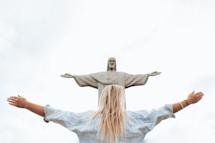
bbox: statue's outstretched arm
[61,73,74,78]
[148,71,161,76]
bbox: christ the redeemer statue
[61,57,161,99]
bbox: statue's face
[108,57,116,70]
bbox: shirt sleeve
[152,104,175,125]
[136,104,175,132]
[43,105,81,130]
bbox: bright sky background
[1,0,215,143]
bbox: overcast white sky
[1,0,215,143]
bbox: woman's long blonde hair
[92,85,126,143]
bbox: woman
[7,85,204,143]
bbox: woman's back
[44,103,175,143]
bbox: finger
[8,99,18,106]
[7,98,16,102]
[199,92,204,96]
[9,102,17,106]
[8,96,19,101]
[7,98,17,104]
[197,92,203,98]
[8,96,18,100]
[198,94,203,99]
[189,91,195,95]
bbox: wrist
[24,101,30,109]
[186,99,192,105]
[184,100,189,106]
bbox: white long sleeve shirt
[44,104,175,143]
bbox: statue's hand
[61,73,74,78]
[149,71,161,76]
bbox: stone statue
[61,57,161,99]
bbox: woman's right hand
[7,95,28,108]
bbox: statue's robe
[73,71,150,99]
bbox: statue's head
[107,57,116,71]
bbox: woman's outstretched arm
[173,91,204,113]
[7,95,45,117]
[7,91,204,116]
